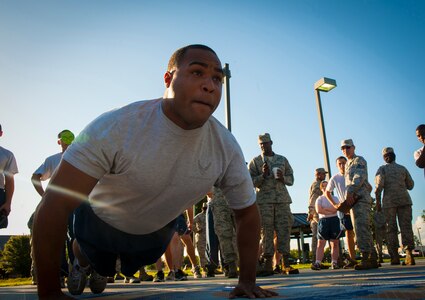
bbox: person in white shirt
[311,181,343,270]
[325,156,357,268]
[32,44,276,300]
[414,124,425,177]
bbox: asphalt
[1,260,424,299]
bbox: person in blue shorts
[311,181,344,270]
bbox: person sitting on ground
[311,181,343,270]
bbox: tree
[422,209,425,222]
[0,235,31,277]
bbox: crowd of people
[0,44,424,299]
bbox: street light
[314,77,337,179]
[223,63,231,132]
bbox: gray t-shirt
[64,99,256,234]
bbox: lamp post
[314,77,337,179]
[418,227,424,257]
[223,63,232,132]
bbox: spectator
[307,168,327,262]
[0,124,19,229]
[30,129,75,286]
[193,202,208,272]
[375,147,415,265]
[207,187,238,278]
[341,139,378,270]
[414,124,425,177]
[325,156,357,268]
[311,181,343,270]
[248,133,298,276]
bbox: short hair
[416,124,425,134]
[58,129,73,139]
[167,44,217,72]
[336,156,347,162]
[0,124,2,131]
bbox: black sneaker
[153,271,165,282]
[174,269,188,281]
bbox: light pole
[314,77,337,179]
[418,227,424,257]
[223,63,231,132]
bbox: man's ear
[164,71,173,88]
[57,139,61,146]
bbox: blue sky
[1,1,424,245]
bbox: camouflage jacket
[344,154,371,202]
[248,153,294,204]
[308,179,321,219]
[375,161,414,208]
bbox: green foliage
[0,235,31,278]
[422,210,425,222]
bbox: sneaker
[115,273,125,280]
[273,265,282,274]
[88,270,107,294]
[311,262,321,271]
[174,269,188,281]
[192,266,202,279]
[320,263,330,269]
[343,259,357,269]
[153,271,165,282]
[124,276,141,283]
[67,264,88,295]
[331,262,340,270]
[166,270,175,281]
[139,273,154,281]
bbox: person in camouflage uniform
[414,124,425,177]
[341,139,378,270]
[307,168,327,262]
[375,147,415,265]
[207,187,238,278]
[193,203,208,270]
[248,133,298,276]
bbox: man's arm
[1,174,15,215]
[415,146,425,168]
[229,204,277,299]
[324,190,338,208]
[33,160,98,299]
[31,173,45,197]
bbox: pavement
[1,260,425,299]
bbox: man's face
[315,172,326,181]
[341,145,355,159]
[320,181,328,191]
[163,48,223,130]
[416,129,425,144]
[336,158,346,174]
[259,141,273,155]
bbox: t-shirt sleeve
[218,141,256,210]
[63,111,120,179]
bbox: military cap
[382,147,394,155]
[341,139,354,149]
[315,168,328,174]
[258,133,271,143]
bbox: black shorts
[72,202,176,277]
[318,216,344,240]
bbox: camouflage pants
[258,203,293,257]
[211,203,238,264]
[350,200,373,253]
[194,234,207,268]
[375,226,386,257]
[384,205,414,250]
